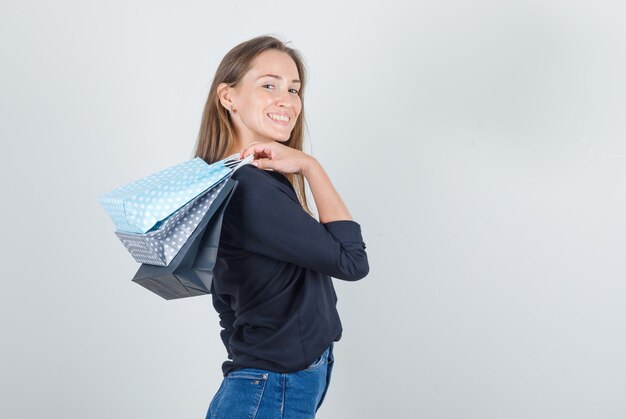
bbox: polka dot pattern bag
[113,179,229,266]
[99,154,253,266]
[131,177,239,300]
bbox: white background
[1,0,625,418]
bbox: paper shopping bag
[99,154,250,234]
[131,178,238,300]
[114,178,229,266]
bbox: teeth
[268,113,289,122]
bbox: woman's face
[222,49,302,145]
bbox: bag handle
[223,152,254,172]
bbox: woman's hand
[241,140,353,224]
[240,141,314,176]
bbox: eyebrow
[257,74,301,84]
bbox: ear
[217,82,235,111]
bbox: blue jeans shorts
[205,343,335,419]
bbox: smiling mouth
[267,113,290,126]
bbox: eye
[263,84,300,95]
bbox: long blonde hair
[192,34,313,216]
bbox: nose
[276,90,296,109]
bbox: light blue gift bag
[99,153,252,234]
[112,179,229,266]
[99,153,253,266]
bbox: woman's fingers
[251,158,271,169]
[238,142,310,174]
[240,144,255,159]
[242,142,277,160]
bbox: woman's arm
[302,157,352,224]
[236,142,368,280]
[224,167,369,281]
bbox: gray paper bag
[131,178,238,300]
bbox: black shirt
[210,163,369,377]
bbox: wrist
[301,156,319,178]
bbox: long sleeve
[224,175,369,281]
[210,280,235,359]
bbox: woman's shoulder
[231,163,266,179]
[230,164,291,193]
[227,164,298,208]
[230,164,271,189]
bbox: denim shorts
[205,343,334,419]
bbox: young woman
[194,35,370,419]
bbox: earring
[228,105,233,114]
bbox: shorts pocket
[304,348,328,371]
[226,370,269,381]
[216,370,268,419]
